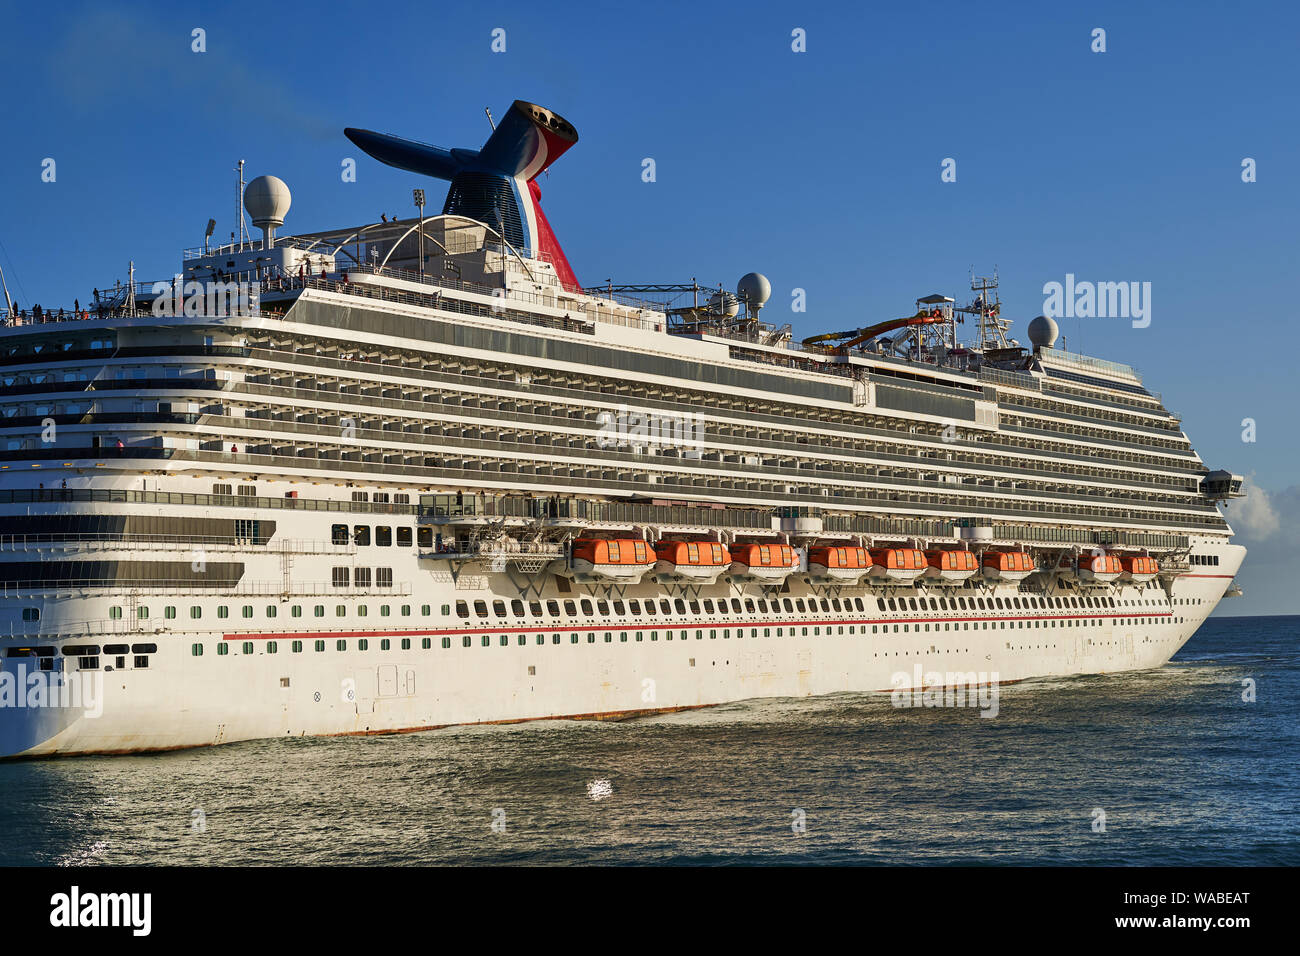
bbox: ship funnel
[345,100,581,291]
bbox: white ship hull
[1,539,1244,757]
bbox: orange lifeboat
[569,538,655,582]
[1120,555,1160,583]
[808,544,872,583]
[867,547,927,584]
[923,548,979,582]
[1076,553,1123,585]
[654,540,731,583]
[981,550,1036,582]
[729,543,800,582]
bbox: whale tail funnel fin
[343,128,464,182]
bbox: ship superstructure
[0,101,1245,756]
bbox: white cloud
[1233,474,1279,539]
[1221,481,1300,616]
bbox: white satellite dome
[736,272,771,315]
[709,291,739,318]
[244,175,292,247]
[1027,315,1060,350]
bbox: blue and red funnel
[345,100,581,292]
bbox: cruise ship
[0,100,1245,757]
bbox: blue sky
[0,0,1294,612]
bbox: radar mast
[958,270,1010,351]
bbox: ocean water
[2,615,1296,866]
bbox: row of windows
[1190,553,1221,566]
[102,593,1206,624]
[189,614,1197,658]
[331,524,416,548]
[330,567,394,588]
[212,486,409,506]
[453,591,1137,621]
[114,603,435,620]
[204,637,428,656]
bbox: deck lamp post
[413,188,426,283]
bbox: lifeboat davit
[923,548,979,582]
[729,543,800,582]
[569,538,655,582]
[981,550,1036,582]
[867,547,927,584]
[1076,553,1123,585]
[1120,555,1160,583]
[654,540,731,583]
[807,544,873,583]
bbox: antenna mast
[0,261,12,316]
[969,269,1009,351]
[235,160,248,250]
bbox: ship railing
[425,546,566,563]
[0,580,412,597]
[0,535,357,554]
[0,267,604,335]
[979,367,1041,391]
[0,446,1232,533]
[0,617,171,639]
[1038,347,1142,383]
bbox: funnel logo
[346,100,582,292]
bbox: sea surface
[2,615,1296,866]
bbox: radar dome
[736,272,772,315]
[244,175,292,230]
[709,291,739,318]
[1027,315,1059,350]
